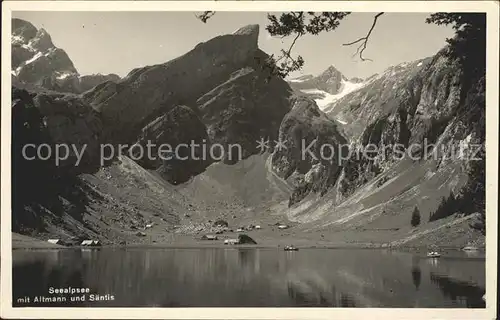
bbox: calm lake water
[12,248,485,308]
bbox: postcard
[1,1,498,319]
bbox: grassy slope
[12,151,483,249]
[12,233,64,249]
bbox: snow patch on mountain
[24,51,43,65]
[335,78,367,100]
[12,35,25,45]
[288,74,314,83]
[300,89,337,109]
[13,66,22,77]
[56,71,75,80]
[300,78,368,110]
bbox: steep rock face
[12,19,77,82]
[12,88,57,231]
[12,18,120,94]
[12,87,103,171]
[40,73,82,93]
[11,88,103,236]
[133,105,210,184]
[328,52,466,201]
[12,18,38,40]
[84,24,264,144]
[271,97,348,205]
[197,66,292,163]
[325,57,448,140]
[14,47,78,84]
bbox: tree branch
[268,12,305,75]
[276,32,303,68]
[343,12,384,61]
[195,11,216,23]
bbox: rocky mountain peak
[12,18,38,41]
[321,65,344,76]
[287,65,349,96]
[12,18,120,94]
[232,24,259,48]
[318,65,347,83]
[233,24,259,36]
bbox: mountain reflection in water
[12,248,485,307]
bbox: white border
[1,1,498,319]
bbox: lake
[12,248,485,308]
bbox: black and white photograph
[1,1,498,319]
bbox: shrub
[238,234,257,244]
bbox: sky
[12,11,455,80]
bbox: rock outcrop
[324,58,440,140]
[324,51,470,200]
[12,87,102,171]
[271,96,347,205]
[11,87,101,234]
[12,88,56,231]
[197,66,292,163]
[134,105,210,184]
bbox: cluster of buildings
[47,239,101,247]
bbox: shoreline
[12,242,484,252]
[11,228,485,252]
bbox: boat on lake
[427,251,441,258]
[284,245,298,251]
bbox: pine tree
[411,206,421,227]
[425,13,486,87]
[429,192,459,222]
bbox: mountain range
[11,18,485,248]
